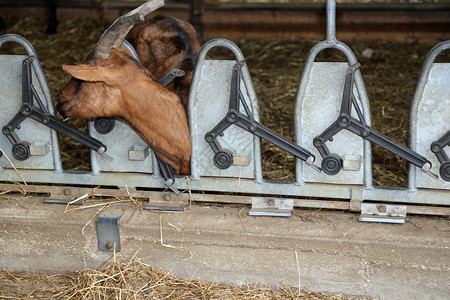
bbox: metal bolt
[22,106,31,115]
[361,129,370,137]
[205,134,213,142]
[378,205,387,213]
[2,127,11,135]
[431,143,440,153]
[268,199,275,206]
[64,189,71,195]
[105,240,114,250]
[313,138,322,147]
[338,115,351,128]
[163,194,171,201]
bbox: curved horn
[94,0,165,60]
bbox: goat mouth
[56,102,74,119]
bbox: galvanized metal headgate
[0,0,448,231]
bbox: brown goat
[126,15,201,107]
[56,0,192,174]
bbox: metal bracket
[145,192,189,211]
[359,203,406,224]
[249,197,294,217]
[45,188,87,205]
[349,188,362,212]
[128,145,150,161]
[97,210,123,252]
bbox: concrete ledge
[0,197,448,299]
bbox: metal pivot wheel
[12,141,30,161]
[94,118,115,134]
[440,162,450,182]
[213,149,233,169]
[321,153,342,175]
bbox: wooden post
[190,0,205,40]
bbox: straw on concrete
[0,255,363,299]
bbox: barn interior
[0,0,449,298]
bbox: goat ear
[62,64,118,85]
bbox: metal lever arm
[205,62,320,172]
[2,56,111,161]
[158,69,185,86]
[313,63,437,179]
[237,113,319,169]
[431,130,450,181]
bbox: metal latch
[313,63,437,179]
[249,197,294,217]
[204,61,321,173]
[2,56,112,162]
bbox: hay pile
[1,17,448,184]
[0,255,359,299]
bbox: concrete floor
[0,197,448,299]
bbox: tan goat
[56,0,193,174]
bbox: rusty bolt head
[378,205,387,213]
[105,240,114,250]
[64,189,72,195]
[163,194,171,201]
[268,199,276,206]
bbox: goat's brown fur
[57,16,201,174]
[126,15,201,108]
[58,48,191,174]
[57,16,202,174]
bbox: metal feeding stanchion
[294,0,373,188]
[0,0,448,227]
[408,40,450,189]
[0,34,63,173]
